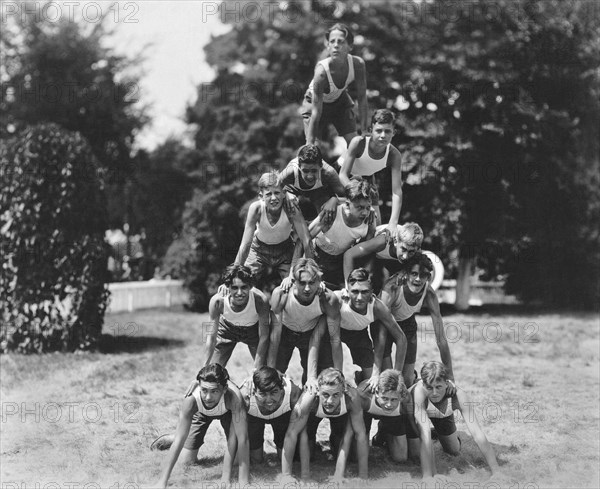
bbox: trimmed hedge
[1,124,110,353]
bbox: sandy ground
[1,306,599,489]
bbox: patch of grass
[1,307,599,488]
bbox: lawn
[1,305,599,488]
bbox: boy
[310,179,376,290]
[155,364,249,488]
[380,252,454,386]
[410,361,500,478]
[357,369,416,463]
[235,172,313,289]
[343,221,424,293]
[280,144,345,223]
[339,109,404,230]
[268,258,342,385]
[204,264,270,370]
[301,23,368,145]
[239,366,302,464]
[335,268,408,385]
[282,368,369,481]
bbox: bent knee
[444,446,461,456]
[390,452,408,463]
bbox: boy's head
[325,23,354,46]
[420,361,449,402]
[292,258,322,299]
[375,369,408,412]
[317,368,346,414]
[344,179,373,222]
[253,366,285,410]
[221,264,254,308]
[258,171,284,210]
[401,251,434,293]
[395,222,424,262]
[346,268,373,309]
[297,144,323,186]
[370,109,396,145]
[196,363,229,408]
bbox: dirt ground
[1,305,599,489]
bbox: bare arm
[203,295,223,366]
[306,65,327,144]
[254,293,270,369]
[342,233,387,286]
[289,206,314,260]
[267,288,286,368]
[353,56,368,134]
[374,299,407,372]
[235,201,260,266]
[282,392,314,476]
[339,136,363,186]
[387,147,404,229]
[157,397,196,488]
[348,391,369,479]
[412,385,436,478]
[456,389,500,473]
[306,315,327,382]
[426,288,454,381]
[226,387,249,485]
[322,292,343,371]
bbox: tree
[1,124,110,353]
[175,0,599,309]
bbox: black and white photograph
[1,1,599,488]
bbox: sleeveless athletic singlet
[291,158,324,191]
[281,291,323,333]
[314,205,369,256]
[255,200,292,245]
[340,137,390,177]
[222,288,260,327]
[308,55,355,104]
[334,290,375,331]
[191,384,229,417]
[316,393,348,418]
[389,284,428,322]
[247,377,293,420]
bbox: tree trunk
[455,255,473,311]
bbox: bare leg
[387,434,408,463]
[180,448,198,465]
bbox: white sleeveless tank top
[191,384,229,416]
[409,381,457,419]
[314,204,368,256]
[316,393,348,418]
[308,55,355,104]
[340,137,390,177]
[389,284,428,322]
[222,288,260,327]
[281,291,323,332]
[291,158,324,190]
[334,290,375,331]
[247,377,293,420]
[367,393,402,417]
[255,200,292,245]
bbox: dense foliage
[1,124,110,352]
[171,0,598,309]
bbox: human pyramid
[154,23,500,488]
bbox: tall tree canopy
[169,0,600,309]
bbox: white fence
[107,280,189,313]
[437,280,519,306]
[106,279,517,314]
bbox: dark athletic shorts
[301,90,356,140]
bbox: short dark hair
[197,363,229,387]
[371,109,395,126]
[222,264,255,288]
[253,366,284,393]
[326,23,354,45]
[347,268,371,287]
[400,251,434,275]
[297,144,322,166]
